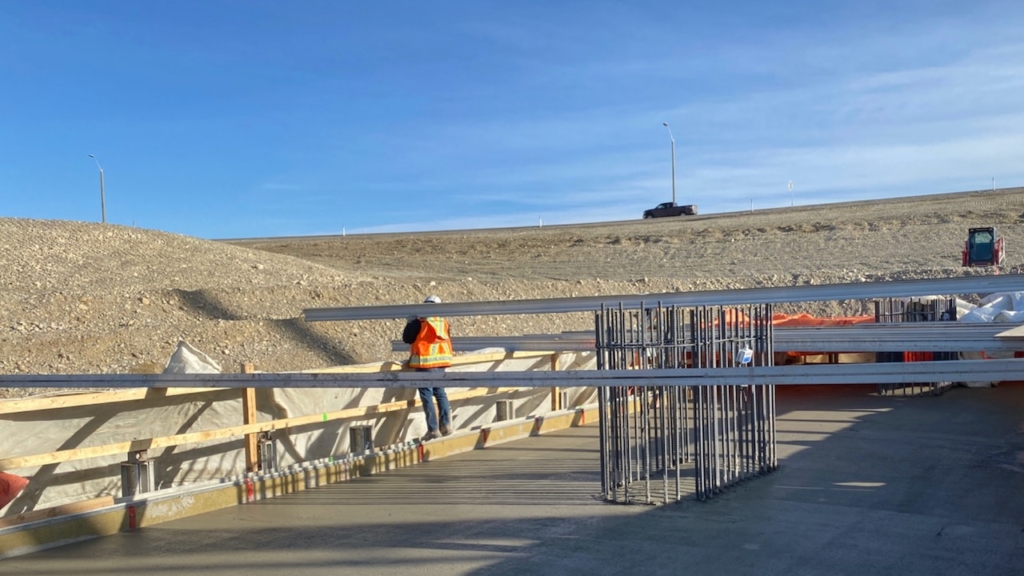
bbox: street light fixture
[88,154,106,224]
[661,122,676,205]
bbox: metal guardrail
[2,359,1022,389]
[390,323,1024,353]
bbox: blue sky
[1,1,1022,238]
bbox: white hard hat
[424,295,442,304]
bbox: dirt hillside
[2,188,1022,397]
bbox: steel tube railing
[391,323,1024,353]
[2,359,1020,389]
[306,275,1024,321]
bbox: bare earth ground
[2,188,1023,397]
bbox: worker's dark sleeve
[402,319,421,344]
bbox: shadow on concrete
[4,385,1024,575]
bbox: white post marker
[662,122,676,205]
[88,154,107,223]
[789,180,794,207]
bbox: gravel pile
[3,188,1023,398]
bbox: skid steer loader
[962,227,1004,267]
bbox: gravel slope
[2,188,1022,397]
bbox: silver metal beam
[391,323,1024,353]
[391,334,595,352]
[773,323,1024,352]
[391,337,596,352]
[2,359,1020,389]
[305,275,1024,321]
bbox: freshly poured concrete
[4,384,1024,575]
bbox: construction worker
[403,295,453,441]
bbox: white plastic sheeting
[959,291,1024,386]
[163,341,222,374]
[960,292,1024,324]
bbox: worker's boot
[439,423,452,436]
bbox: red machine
[962,227,1004,267]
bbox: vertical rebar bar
[595,301,775,504]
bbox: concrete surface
[3,384,1023,575]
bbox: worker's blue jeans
[417,368,451,432]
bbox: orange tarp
[772,313,875,360]
[627,312,879,367]
[693,312,875,328]
[772,313,875,327]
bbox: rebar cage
[595,303,778,504]
[875,297,958,397]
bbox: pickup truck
[643,202,698,219]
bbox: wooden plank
[304,361,405,374]
[550,353,560,411]
[241,363,259,473]
[0,388,228,416]
[995,324,1024,339]
[0,351,558,414]
[0,496,115,529]
[301,350,554,373]
[0,386,530,471]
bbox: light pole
[661,122,676,205]
[88,154,106,223]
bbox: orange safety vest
[409,317,453,369]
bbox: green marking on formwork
[322,413,328,421]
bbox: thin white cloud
[301,14,1024,236]
[403,33,1024,220]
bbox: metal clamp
[120,450,155,497]
[257,432,277,472]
